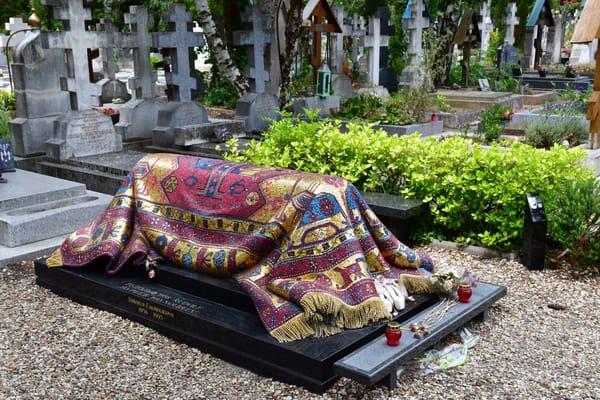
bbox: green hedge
[222,115,594,251]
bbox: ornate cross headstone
[302,0,342,82]
[401,0,430,89]
[121,5,155,100]
[96,18,119,81]
[479,0,494,56]
[232,7,273,94]
[453,9,481,87]
[153,4,204,102]
[364,7,394,87]
[503,3,519,46]
[40,0,111,110]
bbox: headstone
[45,110,123,162]
[364,7,394,88]
[498,43,519,73]
[503,3,519,46]
[453,9,481,87]
[122,6,156,100]
[522,0,554,70]
[551,12,563,64]
[232,7,273,94]
[40,0,114,110]
[152,101,208,147]
[350,13,367,63]
[331,5,349,74]
[114,98,166,141]
[235,92,279,133]
[292,95,340,119]
[479,0,494,56]
[9,30,71,157]
[154,3,205,102]
[401,0,431,89]
[331,74,354,101]
[478,78,491,91]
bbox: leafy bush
[0,91,16,140]
[477,103,516,143]
[222,116,595,250]
[546,177,600,267]
[523,118,589,149]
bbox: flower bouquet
[427,271,460,297]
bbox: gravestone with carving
[46,110,123,162]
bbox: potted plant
[510,63,522,76]
[537,65,547,77]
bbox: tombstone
[364,7,395,89]
[479,0,494,56]
[232,7,273,94]
[522,0,554,71]
[503,3,519,46]
[349,13,367,63]
[235,92,279,134]
[453,10,481,87]
[331,74,354,101]
[9,30,71,157]
[95,18,131,104]
[478,78,491,91]
[40,0,116,110]
[550,12,563,64]
[45,110,123,162]
[497,43,520,74]
[331,5,349,74]
[122,6,156,100]
[400,0,431,90]
[114,98,164,141]
[152,101,208,147]
[153,3,205,102]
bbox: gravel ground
[1,246,599,400]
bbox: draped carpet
[48,154,433,342]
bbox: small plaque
[0,140,16,172]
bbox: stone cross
[364,8,393,86]
[350,13,366,62]
[479,0,494,56]
[232,7,273,94]
[401,0,430,89]
[331,5,349,74]
[121,5,155,100]
[96,18,119,81]
[503,3,519,46]
[154,3,205,101]
[1,18,32,67]
[40,0,110,110]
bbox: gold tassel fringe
[399,274,434,294]
[45,248,64,268]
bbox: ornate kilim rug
[48,154,433,342]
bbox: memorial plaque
[46,110,123,162]
[0,140,16,171]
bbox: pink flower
[503,110,510,119]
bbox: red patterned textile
[48,154,430,341]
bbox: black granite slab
[34,258,437,393]
[333,282,507,389]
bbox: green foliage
[200,66,239,109]
[0,91,16,140]
[523,118,589,149]
[477,103,515,143]
[546,177,600,268]
[222,117,595,250]
[495,73,520,93]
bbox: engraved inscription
[121,282,203,319]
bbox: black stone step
[34,258,437,393]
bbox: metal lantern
[316,62,331,97]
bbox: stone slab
[34,258,438,393]
[333,282,507,388]
[0,169,88,211]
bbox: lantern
[315,62,331,97]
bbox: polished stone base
[34,258,437,393]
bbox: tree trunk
[194,0,249,97]
[278,0,304,108]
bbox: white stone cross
[504,3,519,46]
[364,10,392,86]
[479,0,494,55]
[232,7,272,94]
[402,0,430,89]
[154,3,205,101]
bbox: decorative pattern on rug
[48,153,433,342]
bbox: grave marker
[522,0,554,70]
[401,0,431,89]
[503,3,519,46]
[479,0,494,56]
[232,7,273,94]
[46,110,123,162]
[40,0,112,110]
[121,6,155,100]
[154,3,204,101]
[152,101,208,147]
[364,7,394,87]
